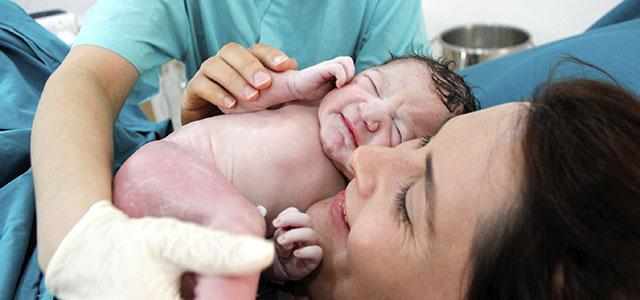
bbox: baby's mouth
[339,113,358,147]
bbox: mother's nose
[347,145,389,199]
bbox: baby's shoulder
[266,106,324,162]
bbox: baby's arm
[263,207,323,282]
[288,56,355,101]
[221,56,355,114]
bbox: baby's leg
[113,140,266,299]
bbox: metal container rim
[439,23,532,53]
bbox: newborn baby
[112,55,475,299]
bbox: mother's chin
[300,195,349,300]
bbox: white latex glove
[45,200,274,300]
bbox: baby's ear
[448,101,465,115]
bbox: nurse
[31,1,427,298]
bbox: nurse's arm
[31,45,138,270]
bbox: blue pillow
[459,2,640,108]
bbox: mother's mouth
[330,191,350,233]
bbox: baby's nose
[359,101,389,129]
[365,120,379,132]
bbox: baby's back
[165,104,345,232]
[114,104,345,234]
[112,104,345,299]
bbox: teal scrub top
[74,0,427,104]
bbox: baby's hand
[290,56,355,101]
[267,207,323,282]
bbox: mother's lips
[339,113,359,147]
[330,191,350,233]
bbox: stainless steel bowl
[439,24,533,70]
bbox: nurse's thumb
[148,220,275,276]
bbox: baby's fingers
[294,245,323,262]
[331,64,349,88]
[334,56,355,87]
[273,207,310,228]
[277,227,318,248]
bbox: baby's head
[318,55,478,177]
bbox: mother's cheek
[346,222,389,270]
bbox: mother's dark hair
[466,77,640,299]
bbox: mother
[301,78,640,299]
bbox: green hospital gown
[74,0,428,104]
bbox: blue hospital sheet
[0,1,171,299]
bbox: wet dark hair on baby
[385,52,479,115]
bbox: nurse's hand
[209,56,355,114]
[181,43,297,124]
[45,200,274,300]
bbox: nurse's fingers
[249,43,298,72]
[219,42,272,90]
[148,218,275,276]
[186,70,237,107]
[181,70,234,124]
[201,56,259,103]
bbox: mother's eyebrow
[425,153,437,237]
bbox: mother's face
[304,103,527,299]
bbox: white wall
[422,0,622,46]
[13,0,95,23]
[14,0,623,46]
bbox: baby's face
[318,60,452,178]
